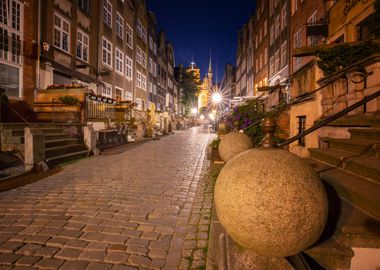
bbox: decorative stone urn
[218,132,253,162]
[214,117,328,257]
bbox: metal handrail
[277,89,380,148]
[0,93,34,127]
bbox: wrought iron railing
[84,96,116,122]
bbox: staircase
[1,124,89,168]
[305,117,380,269]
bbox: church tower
[197,51,214,110]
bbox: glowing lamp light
[212,93,222,104]
[200,115,205,120]
[191,108,198,115]
[209,113,215,121]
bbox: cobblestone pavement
[0,126,215,270]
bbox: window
[103,0,112,27]
[263,20,267,36]
[270,24,274,45]
[76,30,89,62]
[264,47,268,65]
[115,48,124,75]
[153,43,157,55]
[54,13,70,52]
[153,62,157,76]
[116,12,123,39]
[292,0,297,15]
[115,87,123,100]
[101,83,112,97]
[153,84,157,94]
[136,46,141,64]
[281,41,287,68]
[297,116,306,146]
[275,49,280,72]
[126,24,133,48]
[136,19,142,37]
[275,15,280,39]
[125,91,132,101]
[0,0,22,98]
[141,74,146,90]
[149,57,153,73]
[293,29,302,69]
[78,0,90,14]
[125,55,132,80]
[102,37,112,68]
[137,19,146,42]
[149,81,153,93]
[307,11,318,46]
[136,71,141,88]
[281,3,287,31]
[149,36,153,51]
[141,50,146,68]
[269,56,274,76]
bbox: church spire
[208,50,213,77]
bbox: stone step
[327,114,380,127]
[321,137,380,156]
[307,158,380,220]
[45,150,88,167]
[45,144,88,159]
[45,138,81,148]
[335,199,380,249]
[43,133,71,140]
[304,238,354,270]
[308,148,380,183]
[349,128,380,140]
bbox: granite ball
[214,148,328,257]
[218,132,253,162]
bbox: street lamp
[191,107,198,115]
[211,93,222,104]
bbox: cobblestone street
[0,127,215,270]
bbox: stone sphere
[214,148,328,257]
[218,132,253,162]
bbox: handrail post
[261,117,278,148]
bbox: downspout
[36,0,41,94]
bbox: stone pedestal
[84,126,99,156]
[24,127,45,171]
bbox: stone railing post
[24,127,45,171]
[83,125,99,156]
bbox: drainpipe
[36,0,41,93]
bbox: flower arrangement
[47,83,84,89]
[58,95,80,105]
[225,100,266,147]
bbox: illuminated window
[76,30,89,62]
[103,0,112,27]
[54,13,70,52]
[102,37,112,68]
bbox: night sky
[146,0,256,83]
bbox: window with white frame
[281,41,287,68]
[270,24,274,45]
[0,0,23,98]
[149,36,153,51]
[149,57,153,73]
[54,13,70,52]
[275,49,280,72]
[135,98,142,110]
[141,50,146,68]
[115,87,123,100]
[136,19,142,38]
[103,0,112,27]
[153,42,157,55]
[149,81,153,93]
[269,56,274,76]
[101,83,112,97]
[153,84,157,94]
[292,0,297,15]
[76,30,89,62]
[275,15,280,39]
[116,12,123,39]
[126,23,133,48]
[125,55,132,80]
[136,71,141,88]
[125,91,132,101]
[281,3,287,31]
[136,46,141,64]
[102,37,112,67]
[141,74,146,90]
[293,29,302,68]
[78,0,90,14]
[141,26,147,43]
[115,48,124,75]
[153,62,157,76]
[308,11,318,46]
